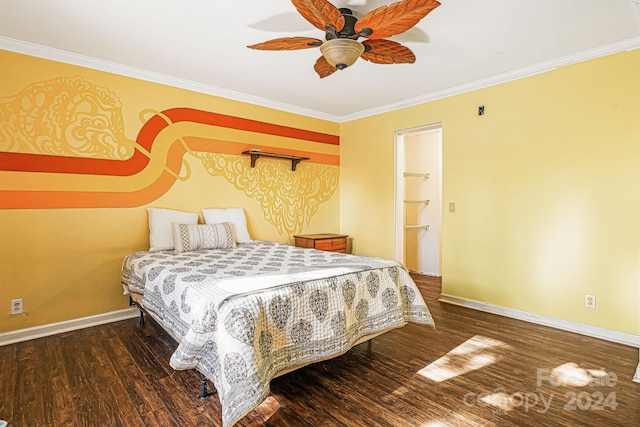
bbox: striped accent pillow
[172,222,236,253]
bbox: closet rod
[404,200,430,204]
[404,225,430,231]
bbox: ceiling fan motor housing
[327,8,372,40]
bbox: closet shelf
[404,225,430,231]
[404,200,430,205]
[404,172,430,178]
[242,149,310,171]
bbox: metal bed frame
[129,295,212,400]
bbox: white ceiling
[1,0,640,121]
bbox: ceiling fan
[247,0,441,78]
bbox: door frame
[394,123,443,272]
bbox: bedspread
[121,241,434,426]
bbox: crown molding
[340,35,640,122]
[2,35,639,124]
[0,36,342,123]
[632,0,640,31]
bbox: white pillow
[147,208,199,251]
[172,222,236,253]
[202,207,251,243]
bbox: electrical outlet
[584,294,596,309]
[10,298,23,315]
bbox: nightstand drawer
[294,234,349,253]
[315,238,346,251]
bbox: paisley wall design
[198,153,339,237]
[0,76,133,159]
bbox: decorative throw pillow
[147,208,199,251]
[172,222,236,253]
[202,207,252,243]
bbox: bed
[121,213,434,427]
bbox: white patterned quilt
[121,241,434,427]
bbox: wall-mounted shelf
[242,149,310,171]
[404,225,430,231]
[404,200,430,205]
[404,172,430,178]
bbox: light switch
[449,202,456,213]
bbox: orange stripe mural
[0,78,340,210]
[0,107,339,176]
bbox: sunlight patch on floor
[417,335,510,382]
[543,362,613,387]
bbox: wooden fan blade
[355,0,440,39]
[292,0,345,33]
[314,56,338,78]
[247,37,323,50]
[361,39,416,64]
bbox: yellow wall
[0,50,340,333]
[2,47,639,338]
[341,50,640,335]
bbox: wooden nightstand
[294,233,348,253]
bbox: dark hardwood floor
[1,274,638,426]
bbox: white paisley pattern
[121,241,434,427]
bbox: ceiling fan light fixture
[320,38,365,70]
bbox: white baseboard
[439,294,640,348]
[0,307,138,346]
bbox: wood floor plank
[88,328,146,427]
[103,325,168,415]
[48,375,79,427]
[267,379,342,426]
[0,343,17,424]
[115,320,174,382]
[11,340,46,426]
[298,377,396,426]
[43,334,77,427]
[58,331,110,426]
[1,273,638,426]
[140,408,178,426]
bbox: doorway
[394,124,442,276]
